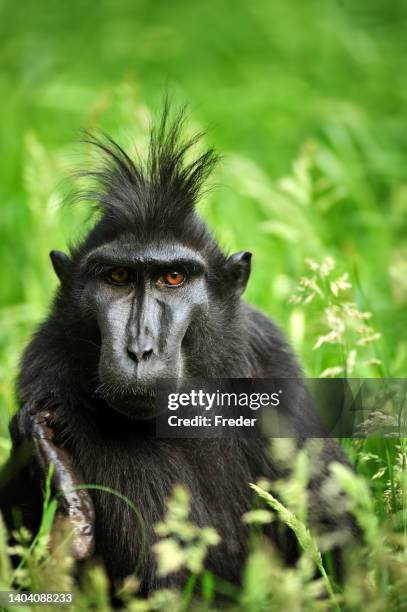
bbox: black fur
[1,108,350,593]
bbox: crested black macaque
[0,108,352,593]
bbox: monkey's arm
[1,404,94,560]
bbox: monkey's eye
[157,271,186,287]
[106,267,131,285]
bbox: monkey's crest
[80,104,219,244]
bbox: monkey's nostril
[127,348,153,363]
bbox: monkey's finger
[9,404,39,443]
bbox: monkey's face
[77,240,210,418]
[51,238,251,420]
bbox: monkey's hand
[10,404,95,560]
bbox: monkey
[0,107,353,594]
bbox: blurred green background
[1,0,407,459]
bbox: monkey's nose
[127,347,153,363]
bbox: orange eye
[107,267,130,285]
[159,271,185,287]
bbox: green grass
[0,0,406,609]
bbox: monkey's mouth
[95,382,158,420]
[107,394,157,420]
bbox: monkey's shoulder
[241,302,301,377]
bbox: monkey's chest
[75,437,254,587]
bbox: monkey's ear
[226,251,252,296]
[50,250,73,284]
